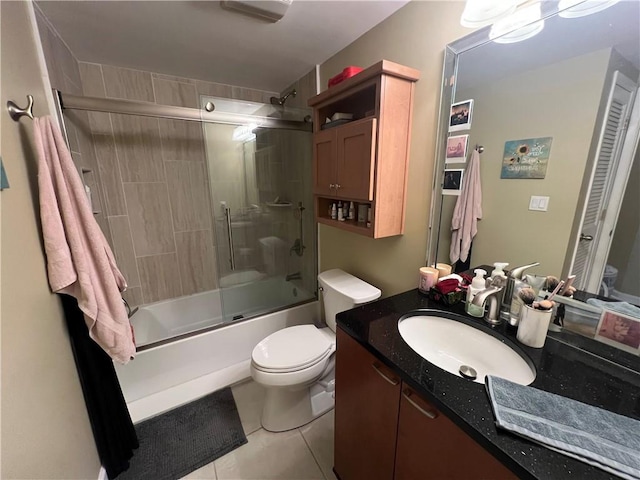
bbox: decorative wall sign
[442,169,464,196]
[501,137,553,179]
[445,134,469,164]
[0,157,9,190]
[449,99,473,132]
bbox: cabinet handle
[372,363,399,386]
[335,184,341,189]
[329,183,336,189]
[402,389,438,419]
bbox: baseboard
[126,360,251,423]
[98,466,108,480]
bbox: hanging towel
[450,149,482,264]
[486,376,640,480]
[34,116,135,364]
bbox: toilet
[250,269,381,432]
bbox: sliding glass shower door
[202,97,316,324]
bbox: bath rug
[116,387,247,480]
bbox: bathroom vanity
[334,289,640,480]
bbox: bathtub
[115,277,319,423]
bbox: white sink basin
[398,313,536,385]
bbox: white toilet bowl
[250,269,381,432]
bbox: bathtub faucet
[286,272,302,282]
[122,297,139,319]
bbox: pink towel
[34,116,135,364]
[450,149,482,264]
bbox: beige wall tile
[158,119,206,162]
[281,68,317,110]
[232,86,275,104]
[78,62,112,133]
[102,65,155,102]
[196,81,233,99]
[112,114,165,182]
[175,230,217,295]
[152,72,195,84]
[93,134,126,216]
[108,216,141,287]
[153,78,198,108]
[137,254,183,303]
[165,161,212,232]
[124,183,176,256]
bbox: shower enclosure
[57,90,316,347]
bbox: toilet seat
[252,325,335,373]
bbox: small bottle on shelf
[331,202,337,219]
[348,202,355,220]
[337,201,344,221]
[366,204,372,227]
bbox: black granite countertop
[336,288,640,480]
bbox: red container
[328,66,364,88]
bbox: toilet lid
[252,325,334,372]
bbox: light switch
[529,195,549,212]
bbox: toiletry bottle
[348,201,355,220]
[366,204,371,227]
[331,202,337,220]
[490,262,508,286]
[337,201,344,221]
[465,269,487,317]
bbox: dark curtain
[453,242,473,274]
[60,294,138,479]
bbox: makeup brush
[544,275,559,292]
[518,287,537,306]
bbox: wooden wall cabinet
[335,327,516,480]
[308,60,419,238]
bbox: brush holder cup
[517,305,552,348]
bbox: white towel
[34,116,135,364]
[450,149,482,264]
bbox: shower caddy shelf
[308,60,420,238]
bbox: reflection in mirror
[427,1,639,353]
[429,0,639,296]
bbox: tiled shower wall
[35,9,317,308]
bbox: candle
[435,263,452,278]
[419,267,439,294]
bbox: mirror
[428,1,639,307]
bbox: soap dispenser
[490,263,509,286]
[466,269,487,317]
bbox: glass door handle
[225,206,236,271]
[580,234,594,241]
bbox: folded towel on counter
[586,299,640,320]
[486,376,640,480]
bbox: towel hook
[7,95,34,122]
[475,144,484,153]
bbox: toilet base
[261,379,335,432]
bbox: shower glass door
[202,96,316,324]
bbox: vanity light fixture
[460,0,520,28]
[557,0,620,18]
[221,0,292,23]
[489,2,545,44]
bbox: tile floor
[182,380,337,480]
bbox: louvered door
[570,71,637,291]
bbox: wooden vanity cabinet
[334,327,401,480]
[394,386,516,480]
[335,327,516,480]
[308,60,419,238]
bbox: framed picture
[595,309,640,355]
[442,169,464,196]
[445,135,469,164]
[501,137,553,179]
[449,99,473,132]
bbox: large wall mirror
[428,1,639,309]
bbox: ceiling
[36,0,409,93]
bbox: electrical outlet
[529,196,549,211]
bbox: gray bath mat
[117,387,247,480]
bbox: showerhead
[270,89,297,106]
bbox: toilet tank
[318,269,381,332]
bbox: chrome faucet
[286,272,302,282]
[472,286,503,325]
[122,297,139,319]
[501,262,540,321]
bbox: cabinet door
[394,385,516,480]
[336,118,377,201]
[313,128,337,196]
[335,328,400,480]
